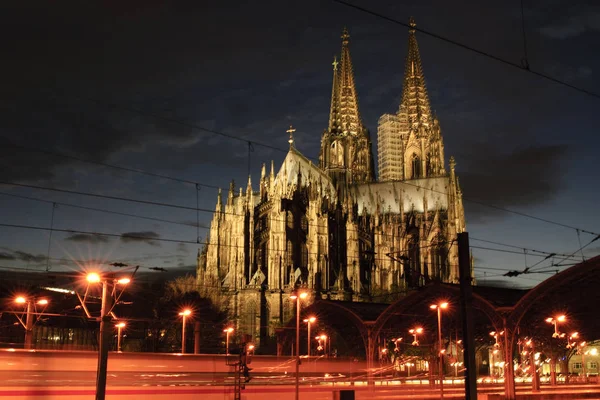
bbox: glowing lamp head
[248,344,255,351]
[557,315,566,322]
[117,278,131,285]
[15,296,26,304]
[87,273,101,283]
[320,335,327,340]
[116,322,126,328]
[37,299,48,305]
[290,291,308,300]
[179,309,192,317]
[545,317,553,323]
[304,316,316,323]
[223,327,234,333]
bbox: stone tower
[378,17,446,182]
[319,28,375,190]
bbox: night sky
[0,0,598,289]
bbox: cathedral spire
[327,27,364,136]
[399,17,433,131]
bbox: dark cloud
[13,250,47,263]
[120,231,160,246]
[65,233,110,244]
[540,9,600,39]
[457,144,570,222]
[0,252,16,260]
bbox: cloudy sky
[0,0,598,289]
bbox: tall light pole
[545,315,566,338]
[82,271,132,400]
[431,302,449,400]
[115,322,126,352]
[291,291,308,400]
[179,309,192,353]
[303,316,316,356]
[409,327,423,346]
[223,326,234,355]
[14,296,48,349]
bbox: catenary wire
[332,0,600,100]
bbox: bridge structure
[278,255,600,400]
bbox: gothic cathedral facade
[197,20,466,346]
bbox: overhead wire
[332,0,600,100]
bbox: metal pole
[437,307,444,399]
[24,301,33,349]
[295,297,300,400]
[226,331,230,356]
[307,321,311,357]
[458,232,478,400]
[117,326,122,352]
[95,280,112,400]
[182,315,187,354]
[582,349,587,383]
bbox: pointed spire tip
[341,27,350,44]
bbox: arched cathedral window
[407,234,420,287]
[430,236,447,281]
[426,153,432,177]
[331,141,344,167]
[301,215,308,234]
[287,212,293,229]
[411,153,421,179]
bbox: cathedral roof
[275,147,337,199]
[350,177,449,214]
[327,28,365,137]
[398,17,433,132]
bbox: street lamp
[303,316,316,356]
[179,309,192,354]
[409,327,423,346]
[545,315,566,338]
[223,327,234,355]
[290,291,308,400]
[566,332,579,349]
[115,322,126,352]
[13,296,49,349]
[431,301,449,399]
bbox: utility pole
[96,280,112,400]
[458,232,477,400]
[24,301,34,349]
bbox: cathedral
[197,19,466,345]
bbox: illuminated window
[573,362,582,370]
[590,362,598,369]
[411,153,421,179]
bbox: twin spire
[399,17,433,131]
[327,27,365,137]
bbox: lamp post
[83,271,131,400]
[14,296,49,349]
[223,327,234,355]
[431,302,449,400]
[546,315,566,385]
[291,291,308,400]
[545,315,566,338]
[115,322,126,352]
[179,309,192,354]
[409,327,423,346]
[303,316,316,356]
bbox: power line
[0,191,210,230]
[2,139,220,190]
[58,90,291,155]
[333,0,600,100]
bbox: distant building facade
[197,20,466,345]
